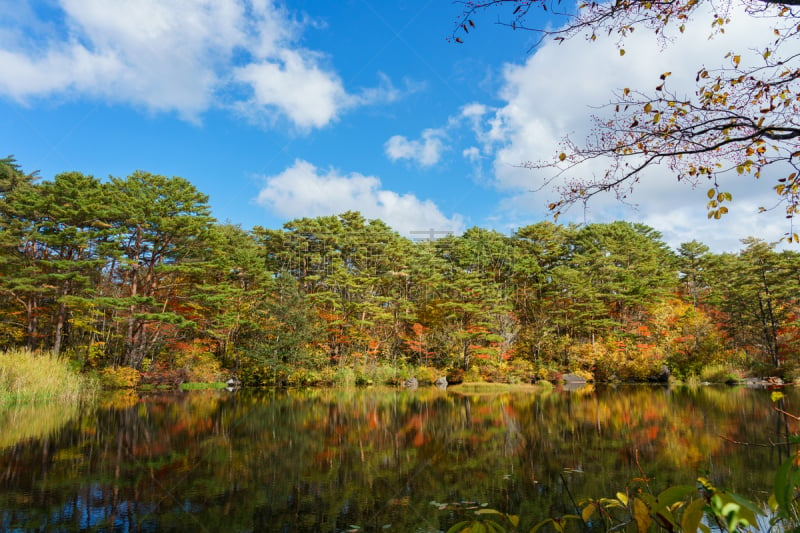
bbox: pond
[0,384,796,532]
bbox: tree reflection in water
[0,385,795,532]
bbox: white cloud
[0,0,398,128]
[235,50,347,130]
[481,2,799,251]
[384,128,448,167]
[255,159,465,237]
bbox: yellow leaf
[653,112,661,124]
[620,49,626,56]
[559,152,567,161]
[707,188,715,199]
[633,498,652,533]
[733,55,741,66]
[644,102,652,113]
[582,504,596,522]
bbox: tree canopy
[2,160,800,384]
[453,0,800,238]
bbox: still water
[0,384,796,532]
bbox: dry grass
[0,349,96,404]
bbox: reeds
[0,349,96,404]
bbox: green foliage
[699,364,744,384]
[1,155,799,384]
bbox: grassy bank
[0,349,96,404]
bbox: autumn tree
[454,0,800,233]
[103,172,215,368]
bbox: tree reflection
[0,385,795,532]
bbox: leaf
[774,455,800,516]
[507,515,520,528]
[657,485,696,507]
[620,49,626,56]
[559,152,567,161]
[633,498,652,533]
[447,521,473,533]
[733,55,741,66]
[681,498,706,533]
[475,509,503,516]
[617,492,629,506]
[644,102,653,113]
[707,188,715,199]
[582,503,596,522]
[718,490,762,526]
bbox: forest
[1,156,799,387]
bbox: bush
[414,365,440,385]
[462,366,483,383]
[507,359,537,384]
[98,366,141,389]
[699,363,744,384]
[172,340,224,383]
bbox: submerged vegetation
[1,156,799,387]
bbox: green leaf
[774,455,800,516]
[475,509,503,516]
[447,521,473,533]
[658,485,696,506]
[681,497,706,533]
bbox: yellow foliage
[98,366,140,389]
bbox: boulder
[403,377,418,389]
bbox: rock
[434,376,448,389]
[403,377,418,389]
[561,373,587,384]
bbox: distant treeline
[1,157,798,384]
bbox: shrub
[446,368,464,385]
[172,340,224,383]
[462,366,483,383]
[414,365,439,385]
[700,364,744,384]
[507,359,537,384]
[98,366,141,389]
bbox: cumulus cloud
[234,50,348,130]
[384,128,448,167]
[255,159,465,236]
[0,0,399,128]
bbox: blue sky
[0,0,790,251]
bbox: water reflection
[0,385,796,532]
